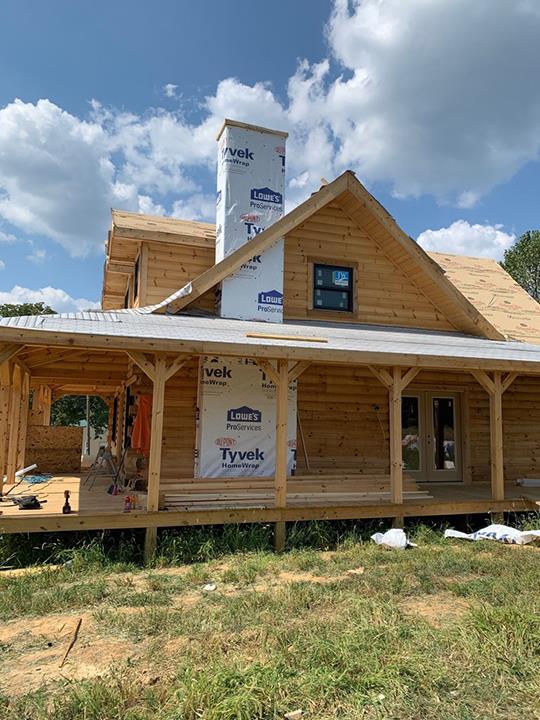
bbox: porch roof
[3,310,540,373]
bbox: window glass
[402,396,420,471]
[313,263,353,311]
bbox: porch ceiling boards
[3,310,540,373]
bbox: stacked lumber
[162,473,432,510]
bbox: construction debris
[371,528,417,550]
[59,617,82,668]
[445,524,540,545]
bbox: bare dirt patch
[398,592,472,627]
[0,612,140,696]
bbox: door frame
[402,388,464,483]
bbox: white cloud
[163,83,178,98]
[0,285,99,313]
[1,1,540,258]
[0,99,117,257]
[0,230,16,243]
[417,220,515,260]
[26,248,47,264]
[0,260,5,270]
[171,193,215,222]
[326,0,540,203]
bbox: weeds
[1,518,540,719]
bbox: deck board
[0,475,539,534]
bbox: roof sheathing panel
[430,252,540,344]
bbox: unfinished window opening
[133,253,141,302]
[123,283,130,309]
[313,263,353,312]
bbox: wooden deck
[0,474,539,534]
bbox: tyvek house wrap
[194,121,296,479]
[195,356,297,477]
[216,122,286,323]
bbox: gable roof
[430,252,540,344]
[142,171,504,340]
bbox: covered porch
[1,312,540,559]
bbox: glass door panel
[427,394,461,481]
[402,396,421,474]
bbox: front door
[402,391,462,482]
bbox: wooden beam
[400,367,420,392]
[288,360,311,384]
[502,372,518,394]
[6,364,22,484]
[490,371,504,501]
[127,351,156,382]
[145,355,167,561]
[389,367,404,505]
[0,363,11,489]
[368,365,393,390]
[255,358,280,387]
[16,372,30,470]
[164,355,191,382]
[2,497,537,535]
[107,260,136,275]
[275,359,289,508]
[471,369,495,396]
[0,344,23,367]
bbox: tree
[501,230,540,301]
[0,302,108,436]
[0,301,55,317]
[51,395,109,437]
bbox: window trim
[308,257,357,317]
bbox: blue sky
[0,0,539,312]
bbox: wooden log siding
[144,243,216,312]
[283,202,457,331]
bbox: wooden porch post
[0,363,11,491]
[471,370,517,502]
[490,372,504,502]
[30,385,52,426]
[16,371,30,471]
[145,355,167,562]
[6,364,22,485]
[389,366,403,505]
[274,359,289,553]
[368,365,419,524]
[126,351,191,563]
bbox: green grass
[1,517,540,718]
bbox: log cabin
[1,118,540,559]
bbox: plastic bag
[371,528,416,549]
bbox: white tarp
[195,356,297,477]
[445,524,540,545]
[216,122,287,323]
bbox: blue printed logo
[226,406,262,423]
[257,290,283,306]
[250,187,283,205]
